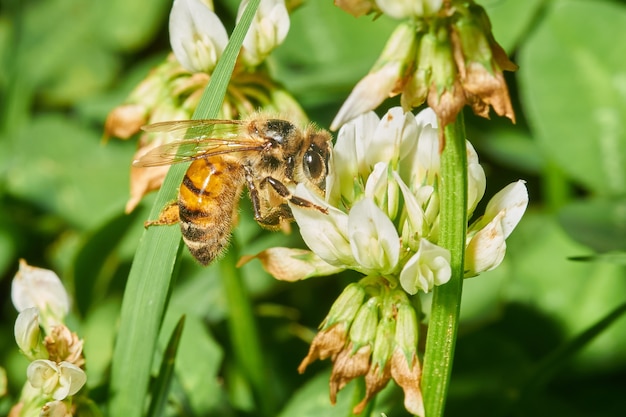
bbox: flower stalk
[421,114,467,416]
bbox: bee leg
[262,176,328,214]
[144,201,180,228]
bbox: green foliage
[1,0,625,416]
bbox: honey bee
[133,114,332,265]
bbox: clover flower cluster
[332,0,517,130]
[104,0,301,212]
[10,260,86,417]
[249,106,527,414]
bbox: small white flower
[11,260,70,330]
[27,360,86,401]
[399,238,451,294]
[14,307,42,360]
[465,180,528,276]
[169,0,228,72]
[238,0,290,66]
[348,198,401,275]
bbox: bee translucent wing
[133,137,266,167]
[142,119,246,139]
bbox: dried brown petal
[427,79,465,127]
[298,323,349,373]
[44,325,84,368]
[353,361,391,414]
[390,347,424,417]
[329,344,371,404]
[104,104,147,140]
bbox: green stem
[219,246,274,415]
[421,113,468,417]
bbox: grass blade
[109,2,261,416]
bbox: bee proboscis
[133,115,332,265]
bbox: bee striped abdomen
[178,157,245,265]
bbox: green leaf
[5,116,133,228]
[93,0,171,52]
[161,314,223,415]
[504,212,626,369]
[277,370,356,417]
[147,316,185,417]
[558,196,626,252]
[108,2,261,416]
[519,0,626,195]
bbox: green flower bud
[322,283,367,329]
[349,296,380,351]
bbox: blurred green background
[1,0,625,416]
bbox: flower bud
[323,282,367,328]
[348,296,380,350]
[14,308,43,361]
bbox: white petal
[399,239,451,294]
[329,111,379,203]
[465,212,507,276]
[414,107,438,129]
[238,0,290,66]
[291,184,355,267]
[466,141,486,216]
[169,0,228,72]
[348,198,401,274]
[27,359,59,393]
[58,362,87,398]
[11,260,70,328]
[330,61,401,131]
[14,307,41,357]
[483,180,528,239]
[366,107,418,169]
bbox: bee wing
[133,137,265,167]
[141,119,246,138]
[134,119,261,167]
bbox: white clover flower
[11,260,70,330]
[27,360,86,401]
[253,107,526,293]
[169,0,228,73]
[238,0,290,66]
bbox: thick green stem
[219,247,274,415]
[421,114,468,417]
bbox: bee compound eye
[303,148,326,184]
